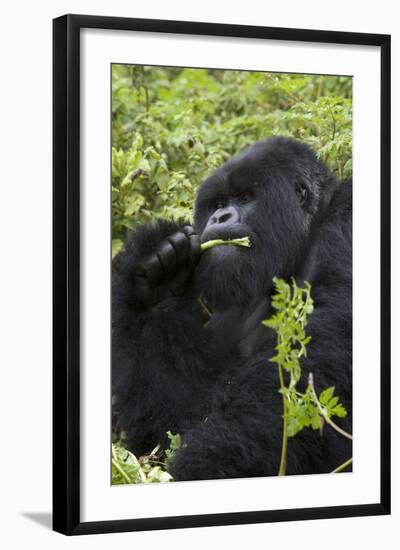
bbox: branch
[308,373,353,441]
[331,457,353,473]
[278,364,289,476]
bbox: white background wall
[0,0,398,547]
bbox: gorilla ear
[296,183,308,206]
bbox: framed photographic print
[53,14,391,535]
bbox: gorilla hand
[132,225,201,307]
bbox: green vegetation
[111,66,352,482]
[112,65,352,256]
[263,278,352,476]
[200,236,251,252]
[112,431,181,485]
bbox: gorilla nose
[208,206,239,227]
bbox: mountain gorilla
[112,136,352,481]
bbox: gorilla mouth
[200,225,250,244]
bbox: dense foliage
[112,65,352,256]
[111,65,352,483]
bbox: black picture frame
[53,13,391,535]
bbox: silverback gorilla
[112,136,352,480]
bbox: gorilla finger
[167,231,189,265]
[142,254,163,284]
[182,225,196,237]
[158,240,177,276]
[188,234,201,263]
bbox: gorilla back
[112,136,352,481]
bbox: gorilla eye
[296,185,308,205]
[214,200,225,210]
[236,191,252,204]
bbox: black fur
[112,137,352,480]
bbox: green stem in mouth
[200,236,251,251]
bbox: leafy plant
[111,67,353,478]
[263,278,352,476]
[112,431,182,485]
[112,66,352,252]
[164,430,183,469]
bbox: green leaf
[112,239,123,258]
[331,404,347,418]
[319,386,335,406]
[166,431,182,452]
[111,443,173,485]
[327,396,339,409]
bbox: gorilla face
[193,137,333,311]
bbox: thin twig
[278,364,288,476]
[308,373,353,441]
[331,457,353,473]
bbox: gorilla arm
[112,220,216,457]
